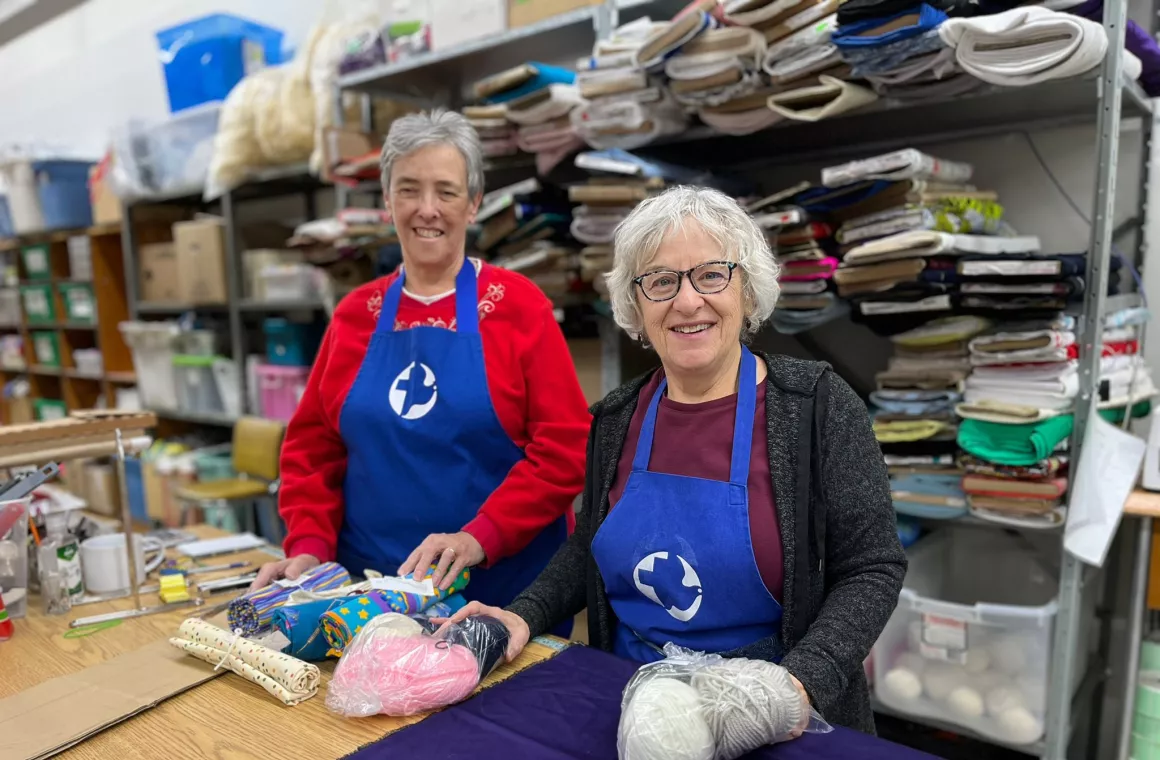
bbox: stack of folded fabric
[572,14,692,150]
[461,103,519,159]
[872,316,989,519]
[664,26,767,109]
[748,185,847,333]
[833,1,985,104]
[938,5,1142,89]
[472,179,573,278]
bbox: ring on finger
[445,547,456,556]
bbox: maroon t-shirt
[608,370,784,601]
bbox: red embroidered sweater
[278,260,590,568]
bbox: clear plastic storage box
[174,355,226,416]
[110,103,222,199]
[0,289,20,327]
[871,530,1077,748]
[119,321,180,409]
[257,363,309,421]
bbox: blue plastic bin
[0,196,13,238]
[33,161,94,230]
[156,14,284,113]
[263,318,322,366]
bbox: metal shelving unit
[120,165,325,426]
[330,3,1152,757]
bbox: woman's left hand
[398,531,486,589]
[788,674,811,738]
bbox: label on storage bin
[25,290,48,314]
[25,248,46,273]
[69,291,93,319]
[920,613,968,662]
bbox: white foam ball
[989,637,1028,676]
[985,686,1026,717]
[946,686,985,719]
[963,649,991,675]
[621,678,716,760]
[882,668,923,701]
[922,662,968,702]
[996,706,1044,745]
[1016,674,1046,710]
[894,652,927,675]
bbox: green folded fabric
[957,415,1074,466]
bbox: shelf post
[1044,0,1131,757]
[222,190,246,418]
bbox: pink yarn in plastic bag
[327,634,481,718]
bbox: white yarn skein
[997,706,1044,745]
[691,658,806,758]
[882,668,923,701]
[946,686,985,719]
[962,649,991,675]
[621,677,715,760]
[985,686,1026,717]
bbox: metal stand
[114,428,141,613]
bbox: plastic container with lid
[119,321,180,410]
[257,363,309,421]
[0,160,95,233]
[0,496,30,619]
[173,354,226,416]
[73,348,103,377]
[263,318,322,366]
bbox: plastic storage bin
[58,282,96,324]
[195,451,235,482]
[20,244,51,281]
[263,318,321,366]
[257,363,309,421]
[155,14,284,113]
[33,398,67,421]
[73,348,103,377]
[0,196,13,238]
[110,103,222,198]
[0,289,20,327]
[212,357,241,418]
[174,354,226,415]
[258,263,317,301]
[0,160,95,233]
[872,530,1069,748]
[0,335,23,369]
[31,331,60,367]
[174,329,216,356]
[20,284,56,324]
[119,321,180,410]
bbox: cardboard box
[139,243,180,303]
[88,163,123,227]
[173,218,228,304]
[430,0,506,50]
[508,0,603,28]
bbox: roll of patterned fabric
[272,597,360,661]
[318,568,470,655]
[227,562,351,636]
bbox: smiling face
[638,220,744,379]
[385,142,480,271]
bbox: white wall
[0,0,333,157]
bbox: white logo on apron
[633,551,703,622]
[389,361,438,420]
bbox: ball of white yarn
[963,649,991,675]
[922,662,967,702]
[996,706,1044,745]
[369,612,425,639]
[946,686,984,719]
[894,652,927,675]
[985,686,1026,717]
[621,677,715,760]
[691,658,805,757]
[882,668,923,701]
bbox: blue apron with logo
[591,346,783,662]
[336,260,567,609]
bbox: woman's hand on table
[434,601,531,662]
[397,531,485,590]
[249,553,321,591]
[788,673,811,738]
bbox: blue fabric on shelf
[482,63,576,104]
[833,3,949,49]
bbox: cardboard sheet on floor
[0,639,224,760]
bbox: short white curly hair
[605,185,780,341]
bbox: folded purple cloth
[1068,0,1160,95]
[343,644,940,760]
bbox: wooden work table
[1,525,564,760]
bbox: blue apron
[591,346,783,662]
[336,260,568,609]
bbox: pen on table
[29,518,41,547]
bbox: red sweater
[279,260,590,568]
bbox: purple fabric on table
[343,644,940,760]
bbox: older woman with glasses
[444,185,906,734]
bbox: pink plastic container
[257,363,310,421]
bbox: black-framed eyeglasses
[633,261,738,302]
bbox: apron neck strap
[378,258,480,335]
[631,345,758,488]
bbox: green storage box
[20,244,52,281]
[33,398,67,421]
[57,282,95,324]
[20,284,56,324]
[195,452,235,482]
[31,331,60,367]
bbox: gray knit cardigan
[506,351,907,733]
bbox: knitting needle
[69,596,206,628]
[71,564,257,605]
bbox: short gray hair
[379,109,485,199]
[606,185,780,340]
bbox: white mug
[81,533,165,594]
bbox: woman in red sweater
[252,110,591,613]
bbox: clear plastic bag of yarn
[617,644,832,760]
[325,612,512,718]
